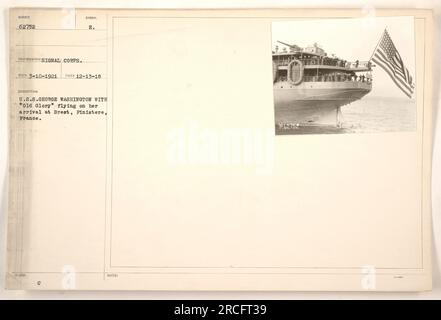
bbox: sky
[271,16,415,98]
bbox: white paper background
[0,0,440,299]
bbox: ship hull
[274,81,371,126]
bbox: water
[275,96,416,135]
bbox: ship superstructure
[273,42,373,127]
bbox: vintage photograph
[272,17,416,135]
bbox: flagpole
[369,29,386,61]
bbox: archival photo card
[5,8,432,291]
[272,17,416,135]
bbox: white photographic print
[272,17,416,135]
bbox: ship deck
[274,80,372,91]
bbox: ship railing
[275,58,372,69]
[303,75,372,83]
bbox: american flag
[371,30,414,98]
